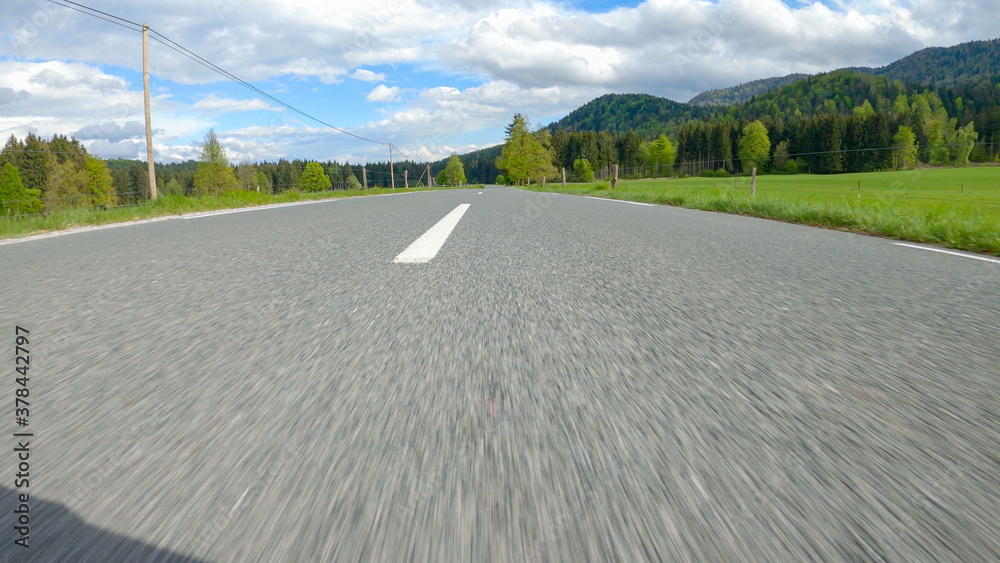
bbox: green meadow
[525,167,1000,256]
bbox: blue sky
[1,0,996,164]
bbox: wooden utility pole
[612,164,619,189]
[362,167,367,190]
[389,144,395,189]
[751,167,757,198]
[404,169,408,189]
[142,23,157,199]
[562,167,566,187]
[426,164,432,187]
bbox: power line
[46,0,143,28]
[40,0,393,151]
[43,0,143,32]
[145,28,388,147]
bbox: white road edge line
[584,196,654,207]
[0,197,343,246]
[894,243,1000,265]
[0,192,435,246]
[394,204,471,264]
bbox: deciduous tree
[572,158,595,182]
[953,122,978,166]
[647,134,676,176]
[441,155,467,186]
[86,157,116,208]
[738,120,770,172]
[496,114,555,185]
[193,130,239,196]
[0,163,42,216]
[45,160,89,211]
[891,126,918,170]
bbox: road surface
[1,187,998,561]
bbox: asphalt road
[1,187,998,562]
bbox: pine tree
[298,162,332,192]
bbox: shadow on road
[1,485,207,563]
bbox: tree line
[485,71,999,185]
[0,130,443,217]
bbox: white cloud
[367,85,401,102]
[351,69,387,82]
[0,60,208,161]
[1,0,997,163]
[192,94,282,113]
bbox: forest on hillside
[687,38,1000,107]
[688,74,810,107]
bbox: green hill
[431,144,504,185]
[683,38,1000,109]
[688,74,811,107]
[545,93,713,138]
[867,38,1000,88]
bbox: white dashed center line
[394,204,471,264]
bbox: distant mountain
[865,38,1000,88]
[545,93,714,138]
[684,38,1000,109]
[688,74,810,107]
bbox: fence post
[612,164,618,189]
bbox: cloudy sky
[1,0,996,164]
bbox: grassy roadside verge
[520,168,1000,257]
[0,186,474,240]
